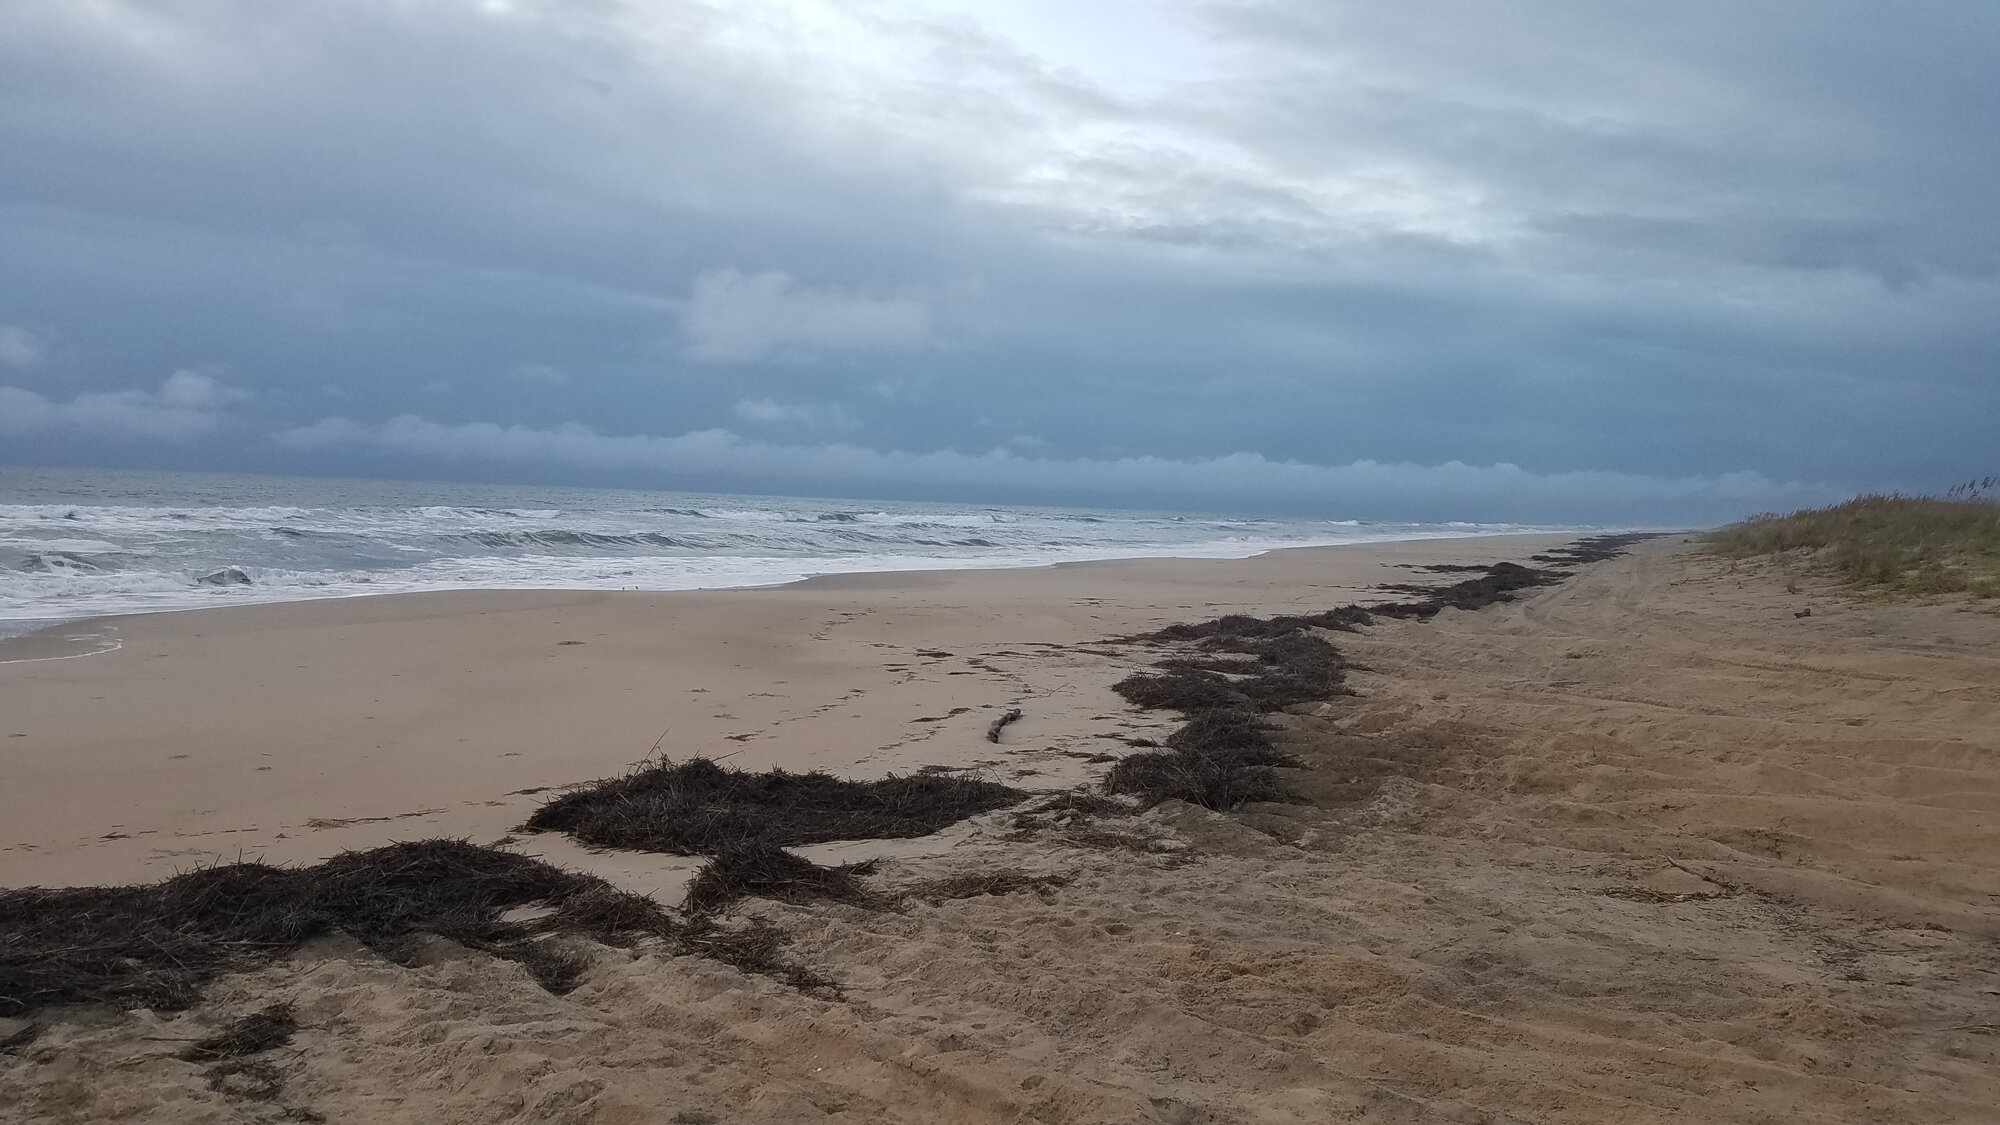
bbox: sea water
[0,466,1576,630]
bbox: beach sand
[5,534,1999,1122]
[0,534,1571,893]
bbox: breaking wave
[0,468,1578,623]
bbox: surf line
[0,628,124,665]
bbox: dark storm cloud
[1,0,1993,522]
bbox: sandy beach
[5,534,1999,1123]
[0,534,1573,892]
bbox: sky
[2,0,1995,524]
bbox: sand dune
[5,537,1998,1123]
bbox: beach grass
[1704,487,2000,598]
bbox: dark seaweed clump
[1113,629,1352,716]
[1108,625,1335,809]
[523,758,1026,914]
[1104,710,1298,809]
[524,758,1023,856]
[0,838,836,1018]
[1141,605,1374,643]
[1104,706,1301,807]
[1530,532,1667,567]
[1369,560,1561,619]
[682,843,884,916]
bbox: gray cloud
[2,1,1995,519]
[274,410,1832,524]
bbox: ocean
[0,466,1577,634]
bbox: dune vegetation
[1705,479,2000,598]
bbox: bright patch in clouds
[733,398,860,429]
[685,270,931,362]
[0,325,42,369]
[0,371,241,443]
[765,1,1490,245]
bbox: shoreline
[0,530,1612,663]
[0,524,1624,648]
[0,532,1580,890]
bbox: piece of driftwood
[986,708,1023,742]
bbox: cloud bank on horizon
[2,0,1994,523]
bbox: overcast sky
[2,0,1995,523]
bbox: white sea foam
[0,468,1586,625]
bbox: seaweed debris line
[1091,536,1661,813]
